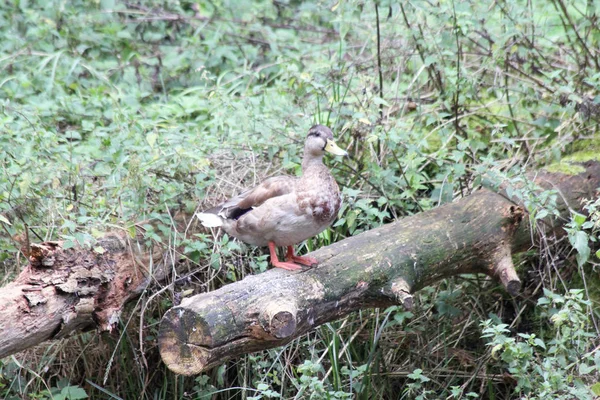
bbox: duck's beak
[324,139,348,156]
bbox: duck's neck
[302,154,324,172]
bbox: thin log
[158,161,600,375]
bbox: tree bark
[158,161,600,375]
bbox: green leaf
[572,212,587,228]
[127,225,137,238]
[147,133,158,148]
[393,311,413,325]
[0,215,11,225]
[537,297,550,305]
[100,0,115,11]
[19,172,32,196]
[579,363,595,375]
[491,344,503,359]
[591,382,600,396]
[217,364,226,387]
[535,208,548,220]
[93,246,105,254]
[61,385,88,399]
[346,211,357,229]
[569,230,590,266]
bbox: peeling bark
[0,233,167,359]
[158,161,600,375]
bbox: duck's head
[304,125,348,158]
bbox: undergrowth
[0,0,599,398]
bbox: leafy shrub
[482,289,598,399]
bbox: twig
[399,3,444,95]
[391,149,424,213]
[375,3,384,120]
[553,0,599,69]
[451,0,462,143]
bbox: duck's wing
[206,175,299,220]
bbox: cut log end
[158,307,211,375]
[504,279,521,296]
[261,301,297,339]
[490,245,521,296]
[268,310,296,338]
[498,263,521,296]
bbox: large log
[158,161,600,375]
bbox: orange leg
[285,246,318,267]
[268,242,303,271]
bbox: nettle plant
[566,196,600,269]
[482,289,599,399]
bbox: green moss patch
[544,162,586,175]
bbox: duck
[197,125,348,270]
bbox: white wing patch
[197,213,223,228]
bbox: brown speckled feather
[296,164,341,224]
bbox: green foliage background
[0,0,599,398]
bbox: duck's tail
[197,212,223,228]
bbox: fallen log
[0,229,170,359]
[158,160,600,375]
